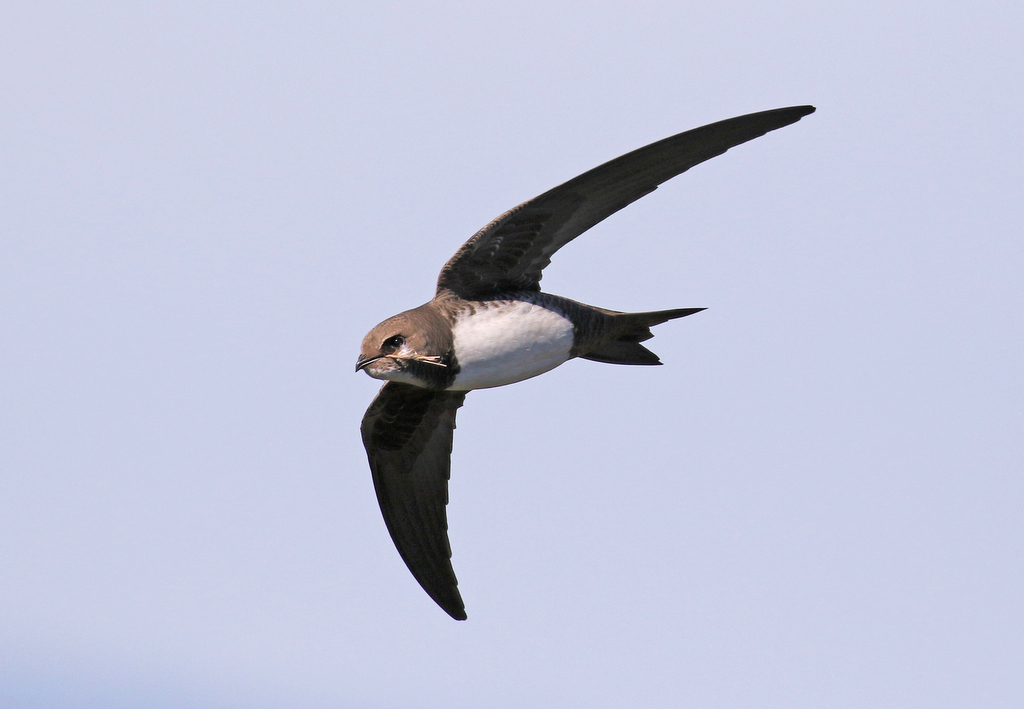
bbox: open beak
[355,355,382,372]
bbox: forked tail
[579,307,705,365]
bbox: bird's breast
[448,300,574,391]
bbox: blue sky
[2,2,1022,707]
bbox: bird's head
[356,305,453,388]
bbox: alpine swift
[356,105,815,619]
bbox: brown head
[355,302,456,389]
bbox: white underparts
[448,301,574,391]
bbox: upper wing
[360,381,469,620]
[436,105,815,298]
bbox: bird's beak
[355,355,382,372]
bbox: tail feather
[579,307,704,366]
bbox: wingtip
[427,583,467,620]
[783,104,815,116]
[766,105,815,124]
[438,598,467,620]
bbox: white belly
[448,300,575,391]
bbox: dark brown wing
[437,105,815,298]
[360,381,469,620]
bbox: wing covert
[437,105,815,298]
[360,381,469,620]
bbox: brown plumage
[356,106,815,619]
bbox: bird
[356,105,815,620]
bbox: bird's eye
[381,335,405,353]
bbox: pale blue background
[2,2,1021,707]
